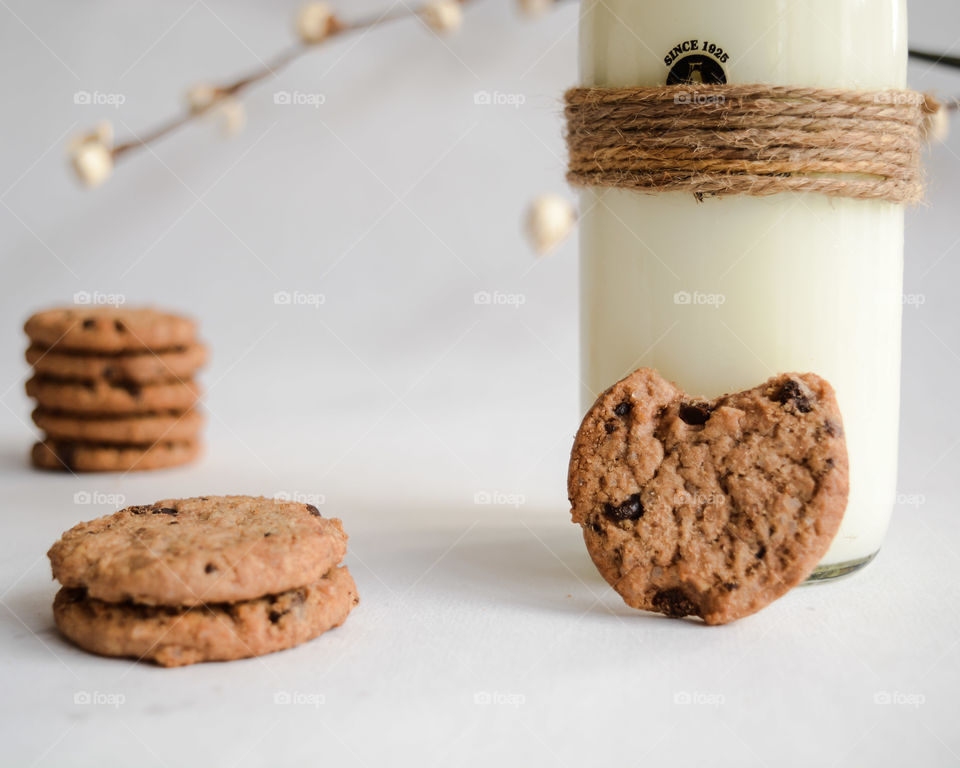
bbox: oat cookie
[48,495,349,606]
[25,343,207,384]
[26,376,200,414]
[32,408,203,444]
[24,307,196,352]
[32,439,200,472]
[568,368,848,625]
[53,566,358,667]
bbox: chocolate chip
[604,493,644,522]
[773,379,812,413]
[723,581,739,591]
[204,563,216,574]
[153,507,178,515]
[678,403,711,426]
[114,381,142,398]
[824,419,842,437]
[305,504,321,517]
[114,320,126,333]
[614,401,632,418]
[128,505,153,515]
[268,610,284,624]
[590,522,604,535]
[82,318,96,329]
[652,588,698,618]
[612,546,624,568]
[604,421,617,434]
[756,545,766,559]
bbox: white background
[1,1,959,765]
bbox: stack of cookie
[47,495,359,666]
[24,306,206,472]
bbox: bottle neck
[579,0,907,90]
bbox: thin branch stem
[111,0,474,162]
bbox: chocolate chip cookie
[25,343,208,384]
[24,307,196,352]
[31,439,200,472]
[26,376,201,415]
[568,368,848,625]
[32,408,203,445]
[49,496,349,606]
[53,566,359,667]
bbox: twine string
[565,84,940,203]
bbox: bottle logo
[664,40,730,85]
[667,55,726,85]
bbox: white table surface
[2,1,960,766]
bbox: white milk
[578,0,907,578]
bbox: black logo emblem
[666,55,726,85]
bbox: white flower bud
[297,2,336,44]
[186,83,218,114]
[70,137,113,188]
[69,122,114,188]
[422,1,463,34]
[526,194,576,254]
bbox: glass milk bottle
[578,0,907,579]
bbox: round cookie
[53,566,359,667]
[568,368,848,625]
[24,307,196,353]
[32,439,200,473]
[32,408,204,444]
[26,376,200,414]
[48,495,349,606]
[26,343,208,384]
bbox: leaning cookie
[48,496,349,607]
[53,566,358,667]
[32,439,200,473]
[568,368,848,625]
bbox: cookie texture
[26,343,207,384]
[32,408,203,445]
[568,368,848,625]
[32,439,200,472]
[53,566,358,667]
[48,496,348,606]
[24,307,196,352]
[26,376,200,414]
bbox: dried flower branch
[71,0,559,187]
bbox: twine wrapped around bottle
[565,84,940,203]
